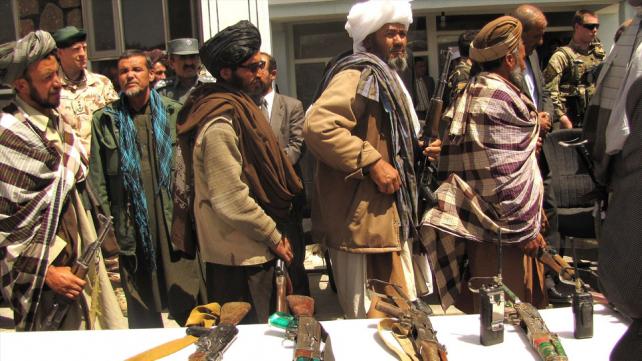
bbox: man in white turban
[304,0,441,319]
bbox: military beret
[167,38,199,55]
[52,26,86,48]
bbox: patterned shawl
[0,104,88,330]
[314,52,419,241]
[420,72,543,310]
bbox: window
[0,1,17,44]
[86,0,199,60]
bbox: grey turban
[199,20,261,79]
[0,30,57,85]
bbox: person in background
[53,26,118,153]
[147,49,169,89]
[157,38,201,103]
[446,30,477,107]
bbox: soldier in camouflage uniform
[446,30,477,107]
[543,10,605,128]
[53,26,119,153]
[157,38,201,104]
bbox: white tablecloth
[0,305,628,360]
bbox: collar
[60,68,91,88]
[14,96,58,132]
[263,89,275,109]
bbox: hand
[368,159,401,194]
[538,112,551,135]
[520,233,547,257]
[272,236,293,265]
[45,266,86,300]
[423,138,442,162]
[559,114,573,129]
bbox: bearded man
[172,21,302,324]
[0,31,124,331]
[304,0,440,319]
[421,16,548,314]
[90,51,202,328]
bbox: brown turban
[470,16,522,63]
[0,30,57,86]
[199,20,261,79]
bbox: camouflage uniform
[447,57,472,105]
[59,69,119,153]
[543,39,605,127]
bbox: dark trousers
[205,260,276,324]
[611,319,642,361]
[282,210,310,296]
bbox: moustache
[183,65,196,70]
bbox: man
[421,16,547,314]
[157,38,201,103]
[90,50,202,328]
[446,30,476,106]
[413,58,435,121]
[583,1,642,357]
[146,49,168,88]
[304,0,440,318]
[0,31,124,331]
[173,21,301,324]
[52,26,119,153]
[252,52,309,296]
[544,10,605,128]
[514,4,571,305]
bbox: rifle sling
[125,335,198,361]
[377,318,419,361]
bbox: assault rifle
[503,285,568,361]
[269,295,326,361]
[42,214,113,330]
[275,259,292,314]
[368,279,448,361]
[417,49,453,211]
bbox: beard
[124,86,144,97]
[388,54,408,72]
[28,83,59,109]
[508,66,525,87]
[229,72,261,95]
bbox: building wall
[17,0,83,37]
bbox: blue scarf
[105,89,172,272]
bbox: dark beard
[28,82,58,109]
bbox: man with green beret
[157,38,205,104]
[0,30,125,331]
[52,25,118,153]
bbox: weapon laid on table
[503,285,568,361]
[125,302,251,361]
[469,229,505,346]
[42,214,113,330]
[367,279,448,361]
[417,49,453,212]
[269,295,326,361]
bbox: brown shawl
[171,83,302,255]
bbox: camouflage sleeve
[102,76,119,103]
[448,69,469,104]
[543,51,570,121]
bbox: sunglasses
[237,60,266,72]
[581,23,600,31]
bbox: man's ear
[504,51,517,70]
[219,67,232,81]
[13,78,28,94]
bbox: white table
[0,305,628,360]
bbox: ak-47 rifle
[503,285,568,361]
[42,214,113,330]
[269,295,326,361]
[275,259,292,314]
[368,279,447,361]
[417,49,453,211]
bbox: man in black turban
[172,20,302,323]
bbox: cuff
[264,227,282,248]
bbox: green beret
[52,26,86,48]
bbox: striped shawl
[0,104,87,330]
[420,72,543,310]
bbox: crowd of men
[0,0,639,358]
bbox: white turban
[345,0,413,53]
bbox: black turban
[200,20,261,79]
